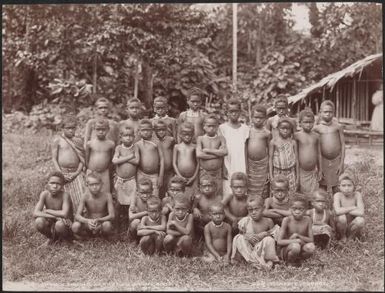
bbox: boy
[277,195,315,266]
[177,91,205,142]
[263,175,291,226]
[192,175,222,237]
[112,126,139,233]
[266,95,297,139]
[84,97,119,149]
[269,117,299,195]
[154,119,175,198]
[313,100,345,194]
[85,118,115,193]
[294,109,322,197]
[196,115,228,196]
[161,175,186,216]
[221,172,249,233]
[120,98,142,142]
[72,172,115,239]
[231,197,280,269]
[33,172,72,245]
[52,115,85,214]
[164,194,194,256]
[173,122,199,200]
[128,178,153,239]
[137,196,167,255]
[333,173,364,242]
[247,105,272,198]
[152,96,177,140]
[136,119,164,198]
[202,203,232,264]
[218,99,249,198]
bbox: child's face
[147,204,161,221]
[47,176,63,195]
[87,177,102,195]
[95,126,108,139]
[96,103,109,117]
[203,118,218,137]
[230,179,247,199]
[168,182,184,198]
[137,185,153,202]
[155,126,167,139]
[210,206,225,225]
[272,182,288,201]
[278,122,292,139]
[228,105,241,123]
[154,102,168,117]
[180,129,193,143]
[252,111,266,128]
[290,201,306,220]
[120,130,135,146]
[275,102,288,117]
[174,202,189,220]
[188,95,202,111]
[139,124,153,140]
[200,179,216,197]
[313,195,327,211]
[320,105,334,122]
[127,102,141,119]
[63,123,76,138]
[247,201,264,221]
[300,116,314,132]
[339,179,354,196]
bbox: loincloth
[299,167,319,196]
[312,224,333,238]
[273,166,296,196]
[320,154,341,191]
[114,175,136,205]
[199,166,223,196]
[248,156,269,198]
[86,168,111,194]
[137,169,159,197]
[61,167,85,214]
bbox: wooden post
[93,53,97,94]
[352,78,357,126]
[322,87,325,101]
[336,84,339,121]
[232,3,238,94]
[365,81,369,121]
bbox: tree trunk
[93,52,98,93]
[139,61,153,114]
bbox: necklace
[213,222,223,228]
[121,144,133,150]
[175,214,188,222]
[148,216,159,223]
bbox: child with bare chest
[313,100,345,194]
[161,176,186,216]
[247,105,272,198]
[152,96,177,140]
[136,119,164,198]
[202,203,232,264]
[119,98,142,142]
[196,115,228,196]
[277,195,315,266]
[86,119,115,194]
[173,122,199,200]
[222,172,249,234]
[72,172,115,240]
[266,96,297,139]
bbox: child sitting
[231,197,280,270]
[263,175,291,226]
[137,197,167,255]
[333,173,365,242]
[152,96,177,140]
[222,172,249,234]
[277,195,315,266]
[202,203,232,264]
[161,175,186,216]
[164,194,194,256]
[33,172,72,245]
[307,189,334,249]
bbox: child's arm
[272,208,291,217]
[187,154,200,185]
[348,192,364,217]
[221,195,237,223]
[262,199,282,218]
[268,140,274,179]
[293,139,299,190]
[96,193,115,223]
[169,214,193,236]
[171,119,177,141]
[337,124,345,175]
[74,195,91,224]
[192,195,202,219]
[317,135,323,180]
[295,218,314,244]
[266,118,272,132]
[225,224,232,262]
[142,215,167,231]
[44,192,71,219]
[85,141,91,169]
[130,144,140,166]
[33,192,56,219]
[166,212,182,236]
[157,143,165,188]
[137,217,156,236]
[196,136,217,160]
[84,120,93,150]
[128,197,148,221]
[172,145,184,179]
[51,137,61,172]
[277,217,302,246]
[333,193,356,216]
[203,136,228,157]
[204,224,221,260]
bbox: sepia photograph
[2,2,383,291]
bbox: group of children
[33,92,365,268]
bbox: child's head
[290,194,308,220]
[86,172,103,195]
[126,98,142,119]
[139,119,153,140]
[168,175,186,197]
[62,115,77,138]
[120,126,135,147]
[153,96,168,117]
[94,118,109,139]
[154,119,167,140]
[95,97,110,117]
[173,194,191,220]
[338,172,355,195]
[274,95,289,117]
[247,196,265,221]
[312,189,329,212]
[299,108,315,132]
[137,178,153,202]
[226,98,241,123]
[209,203,225,225]
[230,172,248,199]
[187,90,202,111]
[277,117,294,139]
[179,122,194,143]
[47,171,65,195]
[252,104,267,128]
[146,196,162,221]
[199,175,216,197]
[203,114,219,137]
[271,175,289,201]
[320,100,335,123]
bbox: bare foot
[341,236,347,243]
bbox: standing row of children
[33,92,365,268]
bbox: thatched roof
[288,53,383,105]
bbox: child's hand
[158,177,163,188]
[337,164,344,175]
[216,255,223,262]
[289,233,299,239]
[318,170,323,181]
[156,231,166,237]
[256,231,268,241]
[223,255,230,265]
[193,209,201,219]
[88,219,97,230]
[161,207,168,215]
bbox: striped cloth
[62,167,85,215]
[273,166,297,196]
[248,156,269,198]
[299,167,319,196]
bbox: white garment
[371,90,383,131]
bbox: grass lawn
[2,132,384,291]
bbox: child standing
[247,105,272,198]
[294,109,322,197]
[269,117,299,196]
[313,100,345,194]
[196,115,228,196]
[52,115,85,214]
[136,119,164,198]
[333,173,365,242]
[231,197,280,269]
[120,98,142,142]
[218,99,250,198]
[266,95,297,139]
[152,96,177,140]
[161,176,186,216]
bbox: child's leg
[139,235,155,255]
[54,219,71,240]
[284,243,301,263]
[71,221,88,240]
[348,217,365,240]
[176,235,193,256]
[336,215,348,241]
[163,235,178,253]
[101,221,113,238]
[301,242,315,260]
[35,217,54,239]
[128,219,141,239]
[154,233,165,254]
[314,234,331,249]
[262,236,279,262]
